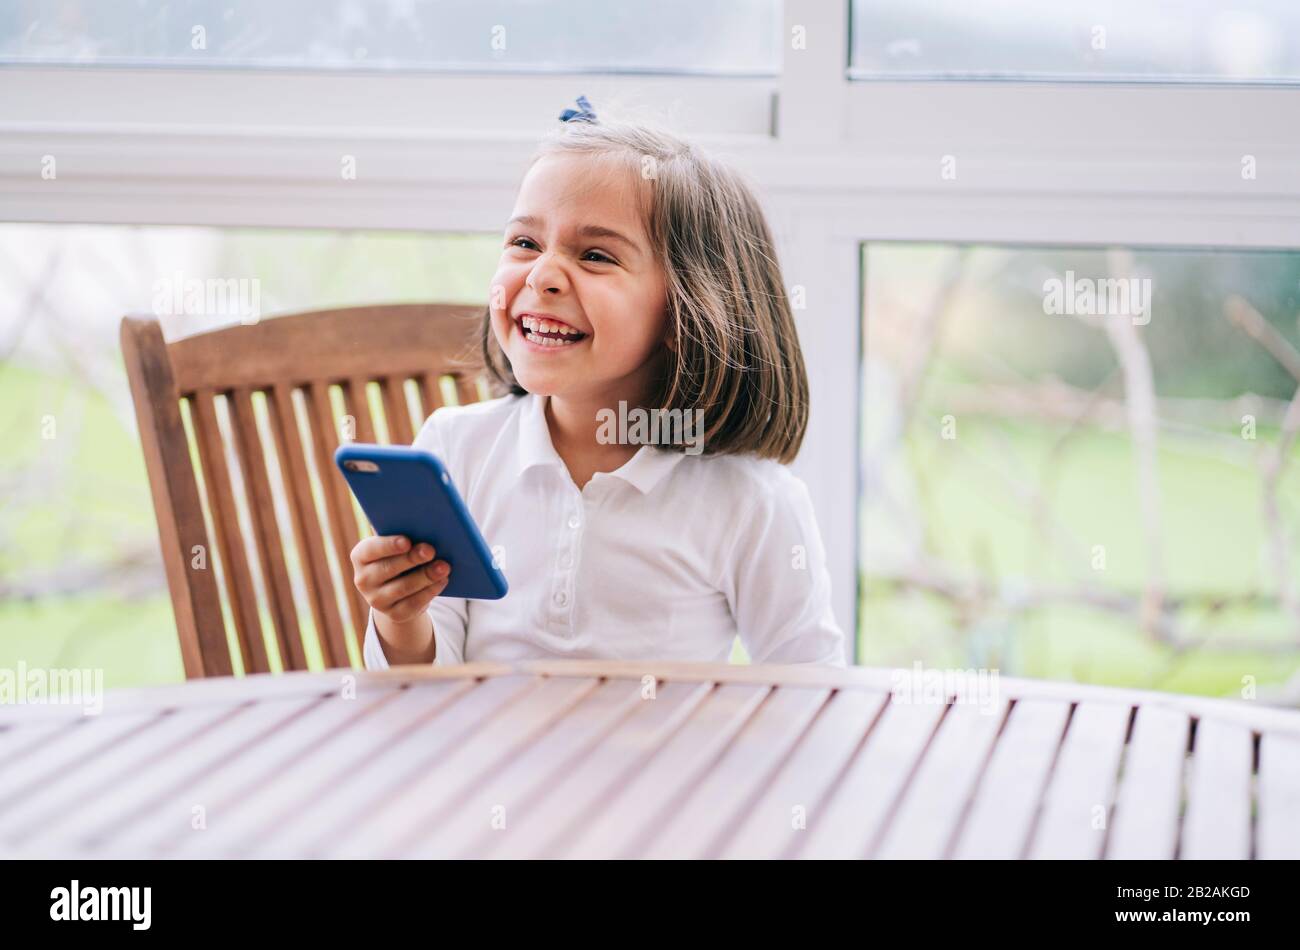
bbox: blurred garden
[859,244,1300,701]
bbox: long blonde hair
[481,113,809,463]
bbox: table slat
[951,698,1071,859]
[238,679,485,858]
[1106,705,1189,859]
[427,679,651,858]
[0,720,75,765]
[716,689,888,859]
[643,685,832,859]
[561,683,772,859]
[181,678,496,857]
[1180,717,1253,859]
[875,699,1009,859]
[797,697,948,859]
[156,683,418,856]
[1,705,237,845]
[482,680,714,859]
[49,696,327,848]
[1028,702,1130,859]
[320,677,597,859]
[1257,730,1300,859]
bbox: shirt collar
[514,392,687,496]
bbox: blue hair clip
[559,95,597,124]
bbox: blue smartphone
[334,443,508,600]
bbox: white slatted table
[2,661,1298,859]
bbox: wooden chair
[121,303,490,679]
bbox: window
[850,0,1300,82]
[2,0,781,75]
[860,241,1300,693]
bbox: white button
[560,553,573,568]
[554,590,568,607]
[567,515,581,529]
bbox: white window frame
[1,0,1298,661]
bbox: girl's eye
[507,237,615,265]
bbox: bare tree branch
[1100,249,1165,639]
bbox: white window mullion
[778,0,849,145]
[772,201,862,655]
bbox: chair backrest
[121,303,490,679]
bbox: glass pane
[0,222,499,689]
[851,0,1300,82]
[860,242,1300,697]
[2,0,780,75]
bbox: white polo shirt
[362,392,846,668]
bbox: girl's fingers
[371,567,438,611]
[351,534,409,568]
[374,561,454,613]
[358,542,437,591]
[384,577,446,622]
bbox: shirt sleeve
[359,407,470,669]
[721,470,847,667]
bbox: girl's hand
[350,534,452,624]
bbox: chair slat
[455,374,478,406]
[189,389,271,674]
[227,387,306,671]
[380,376,415,444]
[303,381,369,649]
[342,377,379,444]
[119,316,230,677]
[417,372,445,420]
[267,383,350,670]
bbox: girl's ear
[663,321,677,351]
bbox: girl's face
[489,152,669,405]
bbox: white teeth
[523,329,580,347]
[520,315,582,336]
[518,315,586,347]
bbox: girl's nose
[526,253,569,296]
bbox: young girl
[352,100,846,668]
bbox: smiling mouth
[516,314,589,348]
